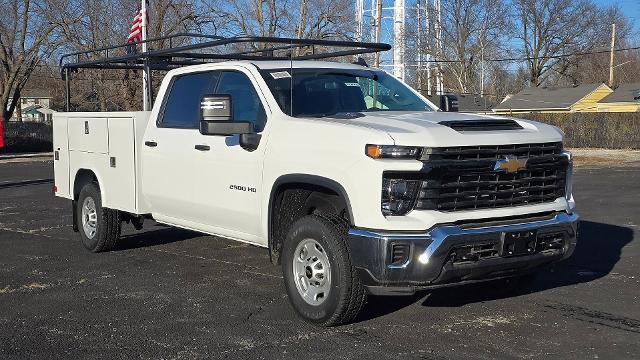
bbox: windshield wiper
[305,112,339,118]
[305,112,366,119]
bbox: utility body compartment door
[68,117,109,153]
[105,117,136,212]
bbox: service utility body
[53,36,578,326]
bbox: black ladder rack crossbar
[60,34,392,71]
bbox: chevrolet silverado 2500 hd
[53,42,578,326]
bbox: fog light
[382,178,420,216]
[418,253,430,264]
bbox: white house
[11,89,56,123]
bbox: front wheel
[76,182,121,252]
[281,214,366,326]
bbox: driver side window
[215,71,267,132]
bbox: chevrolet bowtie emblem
[494,155,528,173]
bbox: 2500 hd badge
[230,184,257,193]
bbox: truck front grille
[414,142,567,212]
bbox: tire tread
[78,182,121,252]
[309,212,367,326]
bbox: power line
[414,45,640,63]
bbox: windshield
[259,68,434,117]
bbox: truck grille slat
[423,142,563,161]
[416,142,567,212]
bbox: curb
[0,152,53,160]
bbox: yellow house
[492,84,613,114]
[597,83,640,112]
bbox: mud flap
[72,200,79,232]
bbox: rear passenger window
[161,71,219,128]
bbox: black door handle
[145,141,157,147]
[195,144,210,151]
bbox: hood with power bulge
[313,111,564,147]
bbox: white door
[189,70,268,240]
[142,71,219,222]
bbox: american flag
[127,10,144,43]
[127,1,149,43]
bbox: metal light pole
[355,0,364,42]
[417,2,422,90]
[393,0,405,81]
[426,0,432,96]
[141,0,152,111]
[434,0,444,95]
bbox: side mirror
[440,95,459,112]
[199,95,253,135]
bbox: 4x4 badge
[494,155,528,173]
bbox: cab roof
[249,60,373,71]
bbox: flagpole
[141,0,152,111]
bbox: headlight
[382,177,421,216]
[366,144,422,159]
[563,151,573,201]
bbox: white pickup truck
[53,54,578,326]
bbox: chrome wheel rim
[293,238,331,306]
[81,197,98,239]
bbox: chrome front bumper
[347,212,579,295]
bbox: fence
[512,113,640,149]
[0,122,53,154]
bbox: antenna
[290,40,294,117]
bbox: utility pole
[374,0,383,68]
[609,23,616,87]
[372,0,383,109]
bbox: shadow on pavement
[421,220,633,307]
[0,178,53,189]
[357,293,426,322]
[115,225,202,251]
[356,220,633,319]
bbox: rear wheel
[282,214,366,326]
[76,182,121,252]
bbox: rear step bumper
[347,212,579,296]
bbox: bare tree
[514,0,602,86]
[556,4,638,86]
[203,0,352,40]
[414,0,512,95]
[0,0,66,122]
[56,0,199,111]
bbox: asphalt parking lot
[0,160,638,359]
